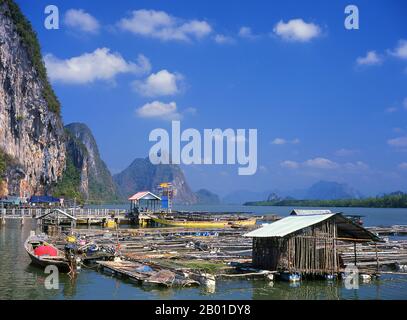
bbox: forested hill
[244,192,407,208]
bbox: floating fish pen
[244,211,381,277]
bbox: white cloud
[136,101,181,120]
[356,51,382,66]
[389,39,407,59]
[280,160,300,169]
[64,9,100,34]
[271,138,300,145]
[118,9,212,42]
[273,19,321,42]
[335,148,359,157]
[387,136,407,147]
[238,26,258,39]
[399,162,407,170]
[45,48,151,84]
[133,70,182,97]
[304,157,338,169]
[214,34,235,44]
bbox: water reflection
[251,279,341,300]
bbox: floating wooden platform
[97,260,201,287]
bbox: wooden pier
[0,208,128,225]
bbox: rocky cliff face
[62,123,118,202]
[0,1,65,197]
[114,158,198,204]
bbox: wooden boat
[24,234,71,272]
[150,215,258,228]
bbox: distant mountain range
[304,181,363,200]
[222,181,364,205]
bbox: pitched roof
[128,191,161,201]
[244,213,336,238]
[244,213,380,242]
[290,209,333,216]
[36,209,77,221]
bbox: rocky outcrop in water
[0,0,65,197]
[114,158,198,204]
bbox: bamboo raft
[97,260,202,287]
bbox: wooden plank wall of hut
[253,220,339,275]
[253,237,288,270]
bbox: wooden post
[375,242,380,272]
[354,242,357,266]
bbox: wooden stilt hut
[244,211,380,275]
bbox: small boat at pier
[24,234,71,272]
[150,213,259,228]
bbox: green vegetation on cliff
[52,156,84,204]
[0,150,7,177]
[2,0,60,115]
[244,192,407,208]
[0,149,14,178]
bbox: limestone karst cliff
[57,123,118,203]
[0,0,65,197]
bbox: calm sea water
[1,205,407,300]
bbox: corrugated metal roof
[244,213,337,238]
[290,209,333,216]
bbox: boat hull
[25,236,71,273]
[151,216,257,228]
[27,252,71,273]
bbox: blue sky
[16,0,407,196]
